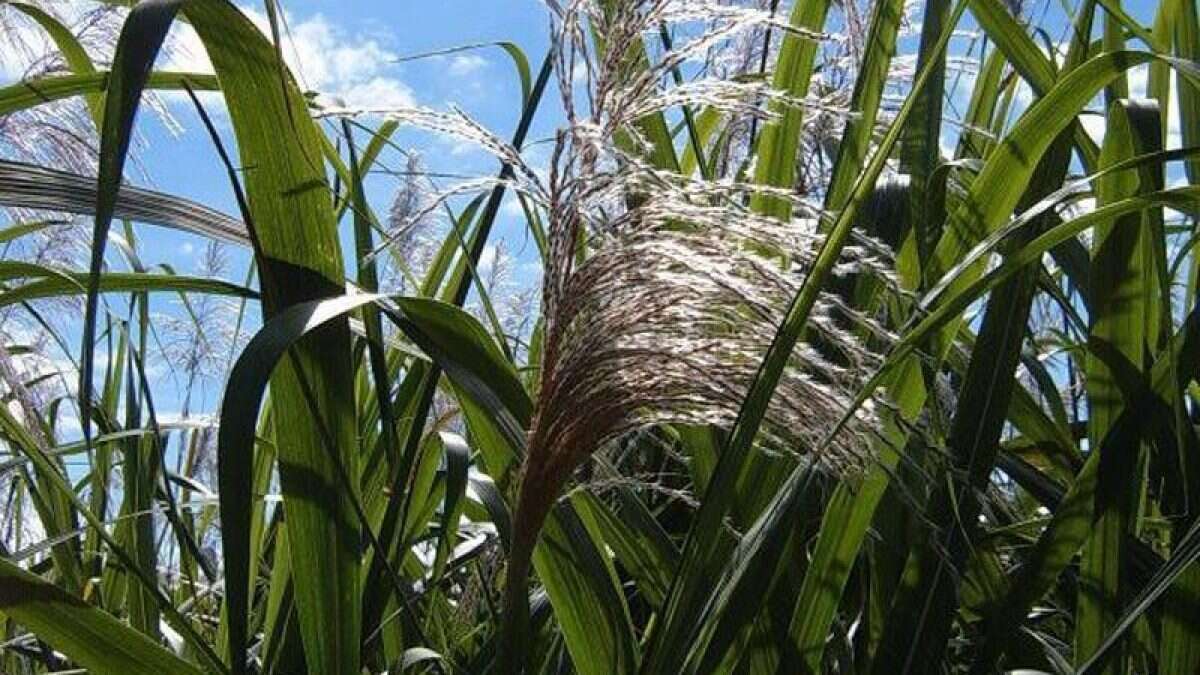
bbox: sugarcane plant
[1,0,1199,673]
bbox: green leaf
[571,465,678,609]
[0,218,63,245]
[873,49,1083,672]
[392,298,638,674]
[1080,517,1200,673]
[749,0,832,219]
[825,0,905,211]
[0,160,248,244]
[0,557,205,675]
[926,51,1198,353]
[430,431,470,583]
[968,0,1056,94]
[81,0,183,473]
[679,106,722,178]
[0,393,225,673]
[0,70,218,117]
[0,265,257,310]
[871,211,1041,673]
[5,1,102,123]
[356,54,554,657]
[177,2,364,672]
[221,293,636,675]
[1076,99,1164,674]
[900,0,950,265]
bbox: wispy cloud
[448,53,488,77]
[165,4,416,109]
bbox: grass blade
[0,557,205,675]
[1075,99,1164,674]
[80,0,181,518]
[180,2,361,671]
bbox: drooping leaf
[0,557,206,675]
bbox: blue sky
[148,0,560,269]
[75,1,564,425]
[0,1,570,442]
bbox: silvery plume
[500,0,896,663]
[0,2,181,174]
[321,0,896,662]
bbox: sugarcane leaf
[80,0,181,473]
[0,70,217,117]
[0,160,249,244]
[170,3,367,672]
[0,557,206,675]
[749,0,832,219]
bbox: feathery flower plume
[500,0,896,668]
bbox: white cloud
[448,54,488,77]
[339,76,415,109]
[164,5,415,109]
